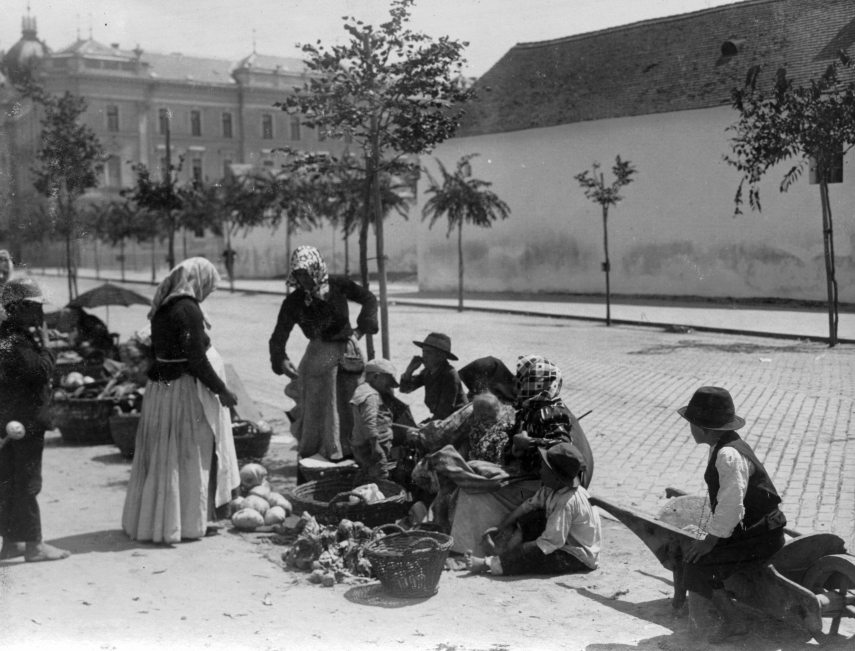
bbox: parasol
[68,282,151,327]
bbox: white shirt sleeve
[707,446,754,538]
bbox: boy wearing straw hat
[465,441,601,576]
[678,386,787,644]
[400,332,468,421]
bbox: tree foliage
[422,154,510,310]
[30,90,105,299]
[726,53,855,346]
[277,0,473,355]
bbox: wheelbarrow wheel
[802,554,855,637]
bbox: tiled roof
[51,38,305,85]
[459,0,855,136]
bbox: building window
[262,160,274,168]
[262,114,274,140]
[105,156,122,187]
[106,105,119,132]
[158,108,170,135]
[190,110,202,137]
[809,150,844,184]
[222,112,233,138]
[223,159,233,179]
[317,126,327,142]
[289,115,301,141]
[344,131,353,145]
[192,157,203,183]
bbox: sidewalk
[56,266,855,343]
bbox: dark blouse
[148,296,226,395]
[505,399,595,488]
[0,325,54,430]
[399,360,469,420]
[268,275,378,369]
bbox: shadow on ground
[629,340,822,356]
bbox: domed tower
[2,11,50,85]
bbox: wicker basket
[287,477,410,527]
[364,524,454,598]
[52,397,115,444]
[109,412,140,458]
[232,420,272,460]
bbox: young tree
[124,161,183,273]
[422,154,510,311]
[86,200,149,282]
[278,0,472,357]
[574,156,637,326]
[726,55,855,347]
[30,91,105,300]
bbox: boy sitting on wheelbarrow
[465,441,601,576]
[678,386,787,644]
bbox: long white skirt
[121,352,238,543]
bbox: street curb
[69,272,851,345]
[390,299,854,346]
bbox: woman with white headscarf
[122,258,239,543]
[269,245,377,465]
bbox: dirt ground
[1,426,853,651]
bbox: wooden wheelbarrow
[590,488,855,640]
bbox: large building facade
[0,13,417,279]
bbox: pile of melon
[230,463,293,532]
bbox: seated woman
[406,356,517,455]
[446,354,595,555]
[59,305,116,361]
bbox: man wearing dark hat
[678,386,786,644]
[0,276,70,562]
[465,441,601,576]
[400,332,468,421]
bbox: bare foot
[464,552,488,574]
[0,542,25,559]
[25,542,70,562]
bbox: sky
[3,0,742,77]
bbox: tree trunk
[457,218,464,312]
[371,136,390,359]
[120,238,126,282]
[94,238,100,279]
[285,214,292,296]
[358,203,374,360]
[150,238,157,285]
[602,204,611,326]
[819,181,838,347]
[166,213,176,271]
[344,231,350,277]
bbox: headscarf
[458,356,516,403]
[287,245,329,305]
[515,354,563,408]
[147,257,220,322]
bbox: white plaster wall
[416,106,855,302]
[232,208,419,279]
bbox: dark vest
[704,431,783,535]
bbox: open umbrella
[68,282,151,327]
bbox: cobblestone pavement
[37,274,855,552]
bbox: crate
[109,412,140,458]
[52,398,115,444]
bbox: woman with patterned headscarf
[269,245,378,467]
[507,355,594,483]
[447,354,594,556]
[122,257,240,544]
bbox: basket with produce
[287,476,411,528]
[231,418,273,461]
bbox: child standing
[350,359,400,482]
[466,441,601,576]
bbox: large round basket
[109,412,140,458]
[52,398,115,444]
[287,477,410,528]
[364,525,454,598]
[232,420,272,460]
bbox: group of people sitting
[269,244,793,644]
